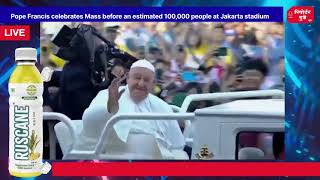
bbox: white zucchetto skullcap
[130,59,155,73]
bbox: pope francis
[74,59,186,159]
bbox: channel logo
[287,6,314,24]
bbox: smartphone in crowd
[181,71,198,82]
[213,47,227,57]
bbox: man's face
[175,50,186,65]
[127,67,155,103]
[229,69,265,91]
[105,30,118,43]
[187,33,201,47]
[235,23,246,36]
[213,28,225,44]
[147,51,162,61]
[137,47,146,59]
[237,70,264,90]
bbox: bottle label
[9,83,43,174]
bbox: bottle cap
[15,47,37,61]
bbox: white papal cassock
[74,85,185,159]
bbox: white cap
[15,47,37,61]
[130,59,155,73]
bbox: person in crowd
[170,44,188,79]
[105,24,120,45]
[201,23,234,93]
[136,46,146,59]
[157,45,188,102]
[262,57,284,90]
[227,23,248,62]
[147,46,164,65]
[76,59,185,159]
[146,46,170,86]
[266,23,284,67]
[225,60,277,157]
[226,59,269,92]
[184,29,209,69]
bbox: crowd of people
[116,22,283,108]
[40,22,284,159]
[41,22,284,108]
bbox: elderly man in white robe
[74,59,186,159]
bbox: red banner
[53,162,320,176]
[0,25,30,41]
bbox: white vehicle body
[191,99,284,160]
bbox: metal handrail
[43,112,77,159]
[45,112,194,159]
[93,113,195,158]
[179,89,284,143]
[180,89,284,113]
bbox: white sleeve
[160,101,186,150]
[81,89,114,139]
[166,120,186,150]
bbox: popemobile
[43,89,284,160]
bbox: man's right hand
[107,74,127,114]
